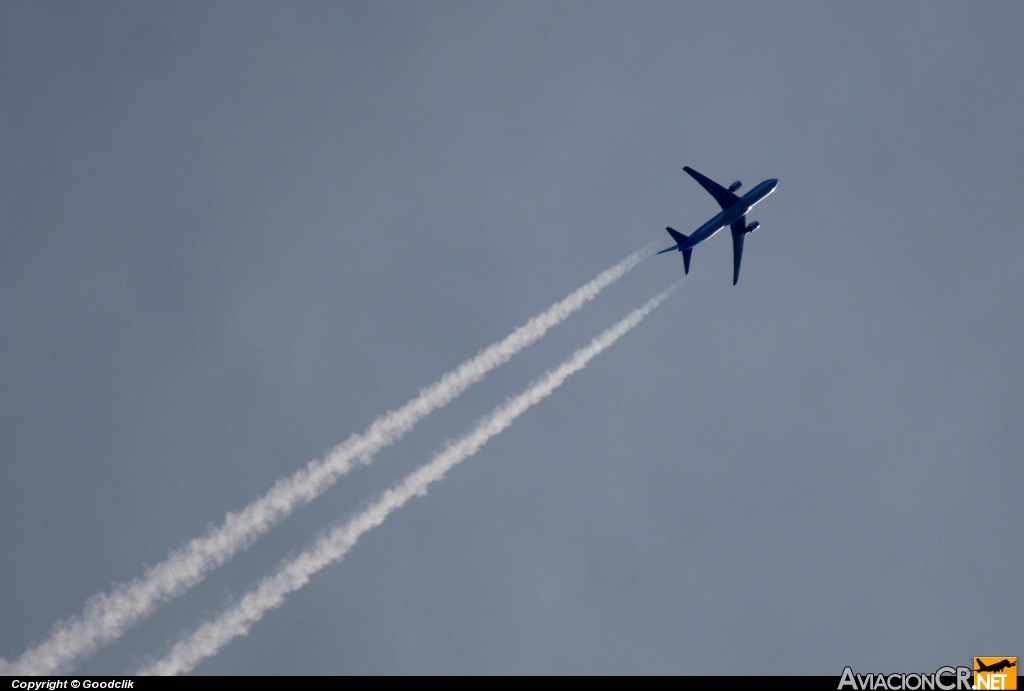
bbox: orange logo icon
[975,658,1017,691]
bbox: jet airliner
[659,166,778,284]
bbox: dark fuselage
[681,178,779,249]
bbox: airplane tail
[665,226,688,246]
[657,227,692,274]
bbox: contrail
[0,246,651,676]
[140,282,679,676]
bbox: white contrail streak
[0,247,653,676]
[140,283,679,676]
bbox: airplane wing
[730,217,746,285]
[683,166,741,211]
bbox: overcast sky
[1,1,1021,675]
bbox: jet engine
[728,180,742,192]
[745,221,760,234]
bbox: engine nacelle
[745,221,760,234]
[728,180,742,193]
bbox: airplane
[975,659,1017,674]
[659,166,779,285]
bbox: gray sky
[1,1,1021,675]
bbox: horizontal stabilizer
[666,226,688,245]
[658,228,692,274]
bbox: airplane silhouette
[976,659,1017,674]
[659,166,778,285]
